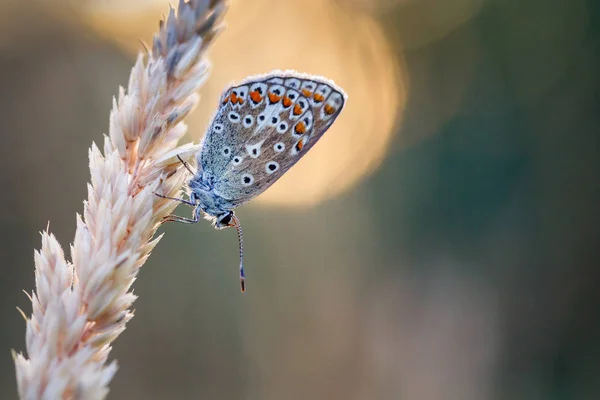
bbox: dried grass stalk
[13,1,228,398]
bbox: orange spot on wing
[324,104,336,115]
[222,92,232,105]
[249,90,262,103]
[268,92,282,104]
[282,96,293,108]
[295,121,306,134]
[313,93,325,102]
[302,89,313,97]
[296,140,304,151]
[293,104,303,115]
[230,93,245,105]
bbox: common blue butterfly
[157,71,346,292]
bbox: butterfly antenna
[231,214,245,293]
[177,155,196,175]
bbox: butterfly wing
[199,71,346,207]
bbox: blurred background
[1,0,599,398]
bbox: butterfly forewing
[199,71,346,206]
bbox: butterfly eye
[217,212,233,226]
[241,174,254,186]
[221,147,231,157]
[274,142,285,153]
[228,112,240,123]
[277,122,288,134]
[243,115,254,128]
[265,161,279,174]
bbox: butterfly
[157,71,347,292]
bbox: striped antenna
[232,214,245,293]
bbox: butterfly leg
[153,155,196,205]
[161,214,199,224]
[161,202,201,225]
[154,192,196,207]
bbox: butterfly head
[214,210,235,229]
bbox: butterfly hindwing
[199,71,346,206]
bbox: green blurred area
[1,0,599,399]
